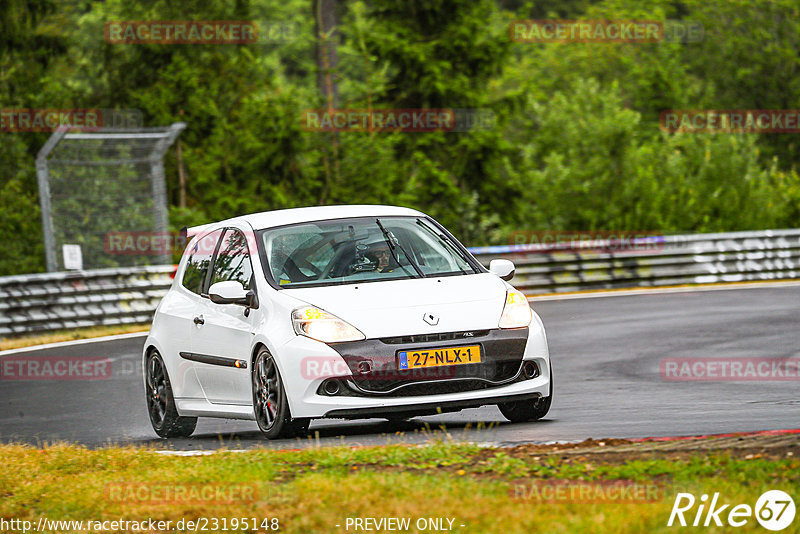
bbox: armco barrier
[0,230,798,336]
[0,265,175,336]
[469,229,800,293]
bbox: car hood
[283,273,508,338]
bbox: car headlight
[292,306,366,343]
[498,289,532,329]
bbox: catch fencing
[1,229,798,336]
[36,123,185,272]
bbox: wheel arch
[144,343,159,358]
[251,342,269,368]
[250,340,304,421]
[142,343,159,389]
[141,342,177,392]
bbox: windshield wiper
[415,219,471,273]
[375,218,425,278]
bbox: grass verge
[0,324,149,352]
[1,437,797,533]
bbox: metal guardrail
[0,266,175,336]
[469,229,800,293]
[1,229,798,336]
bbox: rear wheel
[252,348,310,439]
[145,350,197,438]
[498,367,553,423]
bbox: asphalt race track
[1,284,798,451]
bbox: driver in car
[367,242,397,273]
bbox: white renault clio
[143,205,552,439]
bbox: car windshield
[258,216,477,288]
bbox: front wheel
[498,367,553,423]
[252,348,310,439]
[145,350,197,438]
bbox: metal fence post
[36,126,69,272]
[149,123,186,266]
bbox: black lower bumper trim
[323,391,542,419]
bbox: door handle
[193,315,205,325]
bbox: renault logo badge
[423,313,439,326]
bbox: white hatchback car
[143,205,552,439]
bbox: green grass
[0,324,149,352]
[1,442,797,533]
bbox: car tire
[252,347,309,439]
[498,366,553,423]
[284,417,312,438]
[145,350,198,438]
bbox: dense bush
[0,0,797,274]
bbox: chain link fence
[36,123,185,272]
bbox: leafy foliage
[0,0,798,274]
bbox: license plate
[397,345,481,370]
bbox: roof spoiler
[185,223,214,240]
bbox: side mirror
[489,259,515,281]
[209,281,252,306]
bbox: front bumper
[325,328,529,396]
[276,314,551,419]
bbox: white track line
[529,280,800,302]
[0,331,148,356]
[155,449,250,456]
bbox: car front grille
[379,330,490,345]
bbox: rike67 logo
[668,490,795,531]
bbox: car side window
[181,230,223,295]
[210,229,254,291]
